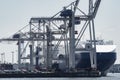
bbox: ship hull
[76,52,116,76]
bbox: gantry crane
[0,0,101,71]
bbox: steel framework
[0,0,101,71]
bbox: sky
[0,0,120,64]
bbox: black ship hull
[76,52,116,76]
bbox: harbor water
[0,73,119,80]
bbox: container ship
[55,40,116,76]
[76,40,116,76]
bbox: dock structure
[0,0,102,77]
[0,70,101,78]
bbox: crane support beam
[0,38,79,41]
[92,0,101,18]
[68,0,80,69]
[74,0,80,13]
[30,16,93,23]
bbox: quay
[0,70,101,78]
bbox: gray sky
[0,0,120,64]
